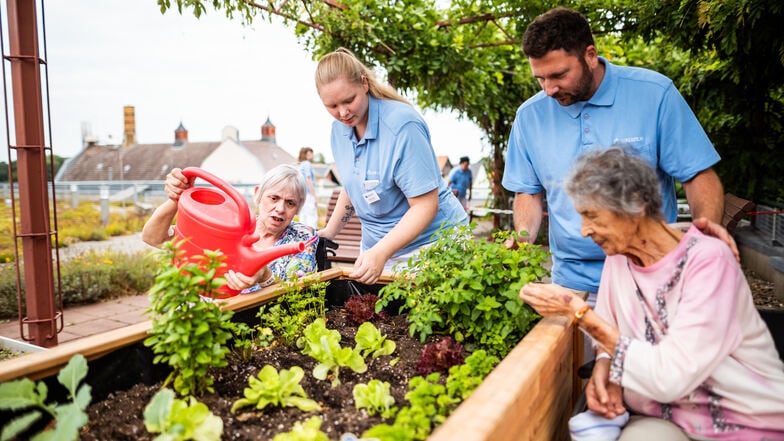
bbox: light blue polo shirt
[331,96,468,257]
[502,58,720,293]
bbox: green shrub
[0,250,157,319]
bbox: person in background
[447,156,473,211]
[520,147,784,441]
[297,146,319,229]
[141,164,317,292]
[502,7,729,307]
[314,47,468,285]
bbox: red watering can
[174,167,305,298]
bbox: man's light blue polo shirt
[331,96,467,257]
[502,58,720,293]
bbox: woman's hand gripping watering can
[173,167,305,298]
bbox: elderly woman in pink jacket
[521,147,784,441]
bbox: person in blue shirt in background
[502,7,730,307]
[447,156,473,211]
[315,47,468,285]
[297,146,319,229]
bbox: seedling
[0,354,91,441]
[144,388,223,441]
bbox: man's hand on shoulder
[692,217,740,263]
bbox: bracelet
[595,352,612,361]
[573,305,591,325]
[259,275,275,288]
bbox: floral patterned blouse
[241,221,317,294]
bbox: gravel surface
[746,268,783,310]
[55,233,156,260]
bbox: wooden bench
[324,189,362,263]
[723,192,756,233]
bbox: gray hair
[254,164,307,212]
[564,146,663,220]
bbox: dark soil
[80,308,433,440]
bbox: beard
[552,59,594,106]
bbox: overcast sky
[29,1,488,164]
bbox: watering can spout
[236,241,305,278]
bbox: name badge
[363,190,380,204]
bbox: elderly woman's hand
[164,168,193,202]
[519,283,585,318]
[224,269,257,292]
[586,359,626,418]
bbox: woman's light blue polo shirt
[502,58,720,293]
[330,95,467,257]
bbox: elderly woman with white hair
[142,164,317,292]
[520,147,784,440]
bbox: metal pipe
[4,0,58,347]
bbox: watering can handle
[180,167,253,232]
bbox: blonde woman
[315,48,467,284]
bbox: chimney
[174,121,188,146]
[261,116,276,143]
[122,105,136,147]
[222,125,239,143]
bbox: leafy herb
[144,240,235,397]
[363,350,498,440]
[144,388,223,441]
[352,379,397,418]
[225,321,275,362]
[231,365,321,414]
[297,318,367,387]
[354,321,396,359]
[363,373,444,440]
[378,224,548,357]
[415,336,465,375]
[0,354,91,441]
[445,350,499,402]
[258,275,328,346]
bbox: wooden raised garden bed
[0,268,581,440]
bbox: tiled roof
[56,139,294,182]
[242,140,296,171]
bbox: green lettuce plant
[144,388,223,441]
[297,318,367,387]
[230,365,321,414]
[144,240,235,397]
[354,321,396,359]
[0,354,91,441]
[378,224,549,357]
[352,379,397,418]
[272,416,329,441]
